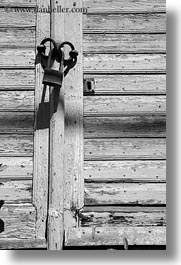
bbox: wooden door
[61,0,166,249]
[0,0,49,249]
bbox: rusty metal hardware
[37,38,78,88]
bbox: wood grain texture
[0,0,36,7]
[79,207,166,227]
[0,135,33,156]
[0,70,34,90]
[0,239,46,249]
[84,183,166,205]
[84,161,166,183]
[84,138,166,160]
[84,74,166,95]
[33,0,50,240]
[0,204,36,239]
[0,8,35,27]
[0,180,32,203]
[84,96,166,116]
[0,49,34,68]
[83,0,166,13]
[84,116,166,138]
[0,28,35,48]
[84,54,166,73]
[0,112,34,134]
[0,157,33,179]
[65,226,166,246]
[83,14,166,33]
[0,91,34,111]
[83,34,166,53]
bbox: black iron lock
[43,48,64,87]
[37,38,78,88]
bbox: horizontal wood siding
[84,161,166,183]
[0,180,32,203]
[81,0,166,247]
[79,206,166,227]
[0,8,35,28]
[83,75,166,95]
[0,0,36,7]
[84,54,166,73]
[84,116,166,138]
[0,157,33,179]
[83,0,166,13]
[85,183,166,205]
[0,204,36,239]
[0,70,34,90]
[66,226,166,246]
[83,14,166,33]
[84,96,166,116]
[0,4,36,237]
[83,34,166,54]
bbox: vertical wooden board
[47,0,65,250]
[33,0,50,239]
[63,0,84,238]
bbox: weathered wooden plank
[0,0,36,7]
[33,0,50,240]
[0,204,36,239]
[0,135,33,156]
[85,183,166,205]
[84,54,166,73]
[79,207,166,227]
[0,70,34,90]
[0,180,32,203]
[84,116,166,138]
[83,0,166,13]
[0,28,35,48]
[84,74,166,95]
[83,14,166,33]
[65,226,166,246]
[0,8,35,27]
[0,112,34,134]
[83,34,166,53]
[84,138,166,160]
[0,91,34,111]
[0,49,34,68]
[0,239,46,249]
[0,157,33,179]
[84,96,166,117]
[63,0,84,239]
[84,161,166,183]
